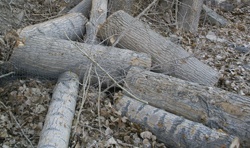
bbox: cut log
[3,36,151,84]
[37,71,79,148]
[85,0,107,44]
[115,95,240,148]
[17,13,87,40]
[97,10,219,86]
[177,0,204,33]
[68,0,92,18]
[124,67,250,147]
[108,0,135,16]
[202,4,229,27]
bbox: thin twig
[0,72,15,79]
[94,66,103,138]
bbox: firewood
[115,95,240,148]
[17,13,87,41]
[125,67,250,147]
[3,36,151,84]
[68,0,92,17]
[37,71,79,148]
[97,10,219,86]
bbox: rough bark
[108,0,135,16]
[85,0,107,44]
[68,0,92,18]
[17,13,87,41]
[125,67,250,147]
[97,10,219,86]
[177,0,204,33]
[37,71,79,148]
[202,4,229,27]
[115,95,240,148]
[3,36,151,84]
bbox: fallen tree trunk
[68,0,92,17]
[37,71,79,148]
[124,67,250,147]
[115,95,240,148]
[98,10,218,86]
[178,0,204,33]
[2,36,151,84]
[17,13,87,40]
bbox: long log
[124,67,250,147]
[115,95,240,148]
[3,36,151,84]
[17,13,87,40]
[37,71,79,148]
[97,10,219,86]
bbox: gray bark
[115,95,240,148]
[85,0,107,44]
[178,0,204,33]
[17,13,87,41]
[125,67,250,147]
[3,36,151,84]
[68,0,92,18]
[37,71,79,148]
[97,10,219,86]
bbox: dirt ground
[0,0,250,147]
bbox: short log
[125,67,250,147]
[68,0,92,17]
[3,36,151,84]
[37,71,79,148]
[115,95,240,148]
[17,13,87,40]
[98,10,219,86]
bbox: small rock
[140,131,153,139]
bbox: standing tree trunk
[177,0,204,33]
[98,10,218,86]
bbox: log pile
[1,0,248,147]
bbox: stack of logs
[1,0,249,147]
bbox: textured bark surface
[98,10,219,86]
[68,0,92,18]
[85,0,107,44]
[202,4,229,27]
[115,95,240,148]
[108,0,135,16]
[37,71,79,148]
[178,0,204,33]
[125,67,250,147]
[17,13,87,40]
[5,36,151,83]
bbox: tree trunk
[37,71,79,148]
[68,0,92,18]
[17,13,87,41]
[97,10,219,86]
[124,67,250,147]
[3,36,151,84]
[108,0,135,16]
[177,0,204,33]
[115,95,240,148]
[85,0,107,44]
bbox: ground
[0,0,249,147]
